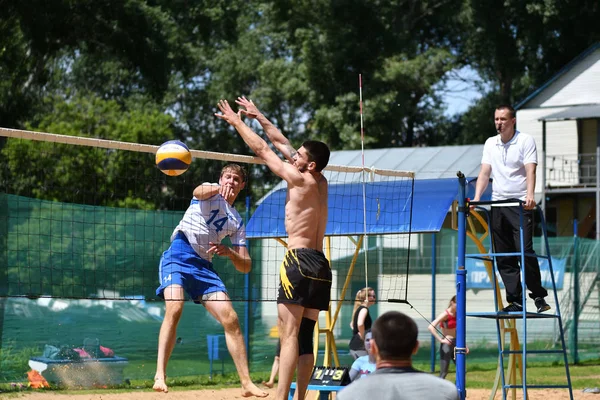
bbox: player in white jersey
[171,185,247,264]
[153,164,267,398]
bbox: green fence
[1,194,598,383]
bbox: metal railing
[546,153,597,186]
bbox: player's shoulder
[482,135,498,152]
[515,131,537,152]
[226,204,245,227]
[419,372,459,392]
[229,205,243,219]
[484,135,498,146]
[340,372,458,400]
[337,376,377,398]
[354,355,369,364]
[305,171,328,188]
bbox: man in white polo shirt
[472,105,550,313]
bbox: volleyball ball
[155,140,192,176]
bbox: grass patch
[0,361,597,397]
[416,361,600,389]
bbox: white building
[516,42,600,238]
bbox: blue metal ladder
[465,200,573,400]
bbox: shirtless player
[216,97,331,400]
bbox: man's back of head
[338,311,459,400]
[372,311,418,360]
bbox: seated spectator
[337,311,458,400]
[349,330,376,381]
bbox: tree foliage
[1,0,599,207]
[459,0,600,103]
[1,94,176,209]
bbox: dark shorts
[277,248,332,311]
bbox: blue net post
[455,172,467,400]
[207,334,224,379]
[430,232,437,373]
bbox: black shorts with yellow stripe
[277,248,332,311]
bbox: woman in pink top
[428,296,458,379]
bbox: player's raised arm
[215,99,303,186]
[236,96,297,163]
[193,183,219,200]
[193,183,236,203]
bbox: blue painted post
[455,172,467,400]
[208,334,219,379]
[431,232,437,373]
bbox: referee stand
[455,173,573,400]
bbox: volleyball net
[0,127,415,304]
[3,127,599,385]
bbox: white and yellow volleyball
[155,140,192,176]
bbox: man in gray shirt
[337,311,458,400]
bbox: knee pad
[298,318,316,356]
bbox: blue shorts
[156,232,227,302]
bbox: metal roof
[328,144,484,180]
[253,144,486,208]
[538,104,600,121]
[247,144,492,238]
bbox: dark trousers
[439,340,456,379]
[491,206,548,303]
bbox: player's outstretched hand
[215,100,242,126]
[236,96,259,119]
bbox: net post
[456,171,467,400]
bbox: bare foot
[242,381,269,397]
[262,380,274,388]
[153,377,168,393]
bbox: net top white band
[0,127,415,178]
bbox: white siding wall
[516,108,578,188]
[526,49,600,108]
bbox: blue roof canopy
[247,177,490,239]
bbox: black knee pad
[298,318,316,356]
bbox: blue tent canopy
[246,177,490,239]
